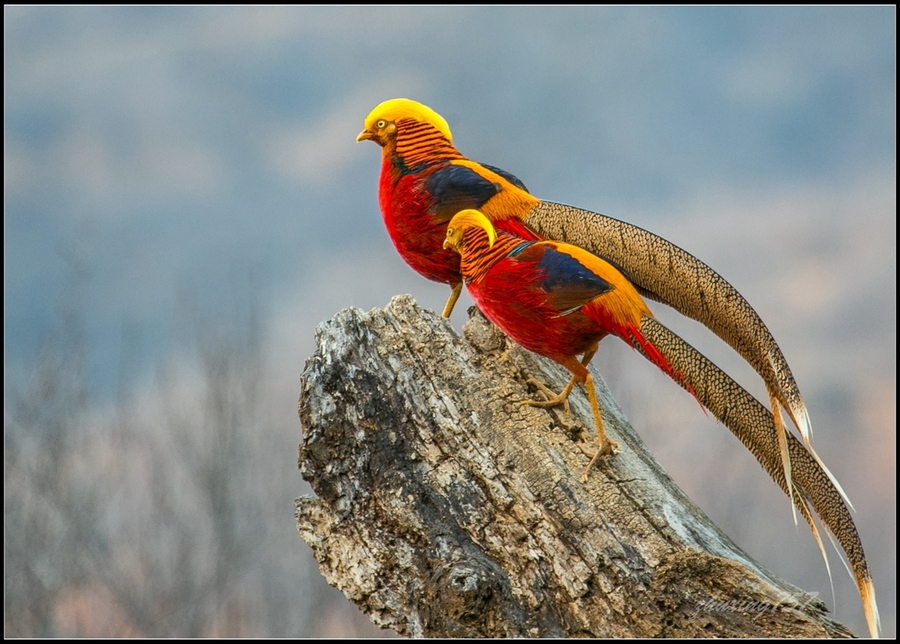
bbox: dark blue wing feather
[478,163,529,193]
[510,245,613,314]
[425,164,500,223]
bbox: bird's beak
[442,239,450,250]
[356,129,374,142]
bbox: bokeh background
[4,6,894,637]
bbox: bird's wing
[478,162,529,193]
[508,242,614,315]
[424,164,501,223]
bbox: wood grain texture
[296,295,852,638]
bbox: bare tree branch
[296,295,854,638]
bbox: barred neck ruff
[460,229,528,284]
[393,118,465,168]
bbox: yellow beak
[356,129,373,142]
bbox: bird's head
[443,209,496,254]
[357,98,452,147]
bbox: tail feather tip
[861,576,881,639]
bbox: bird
[443,208,682,477]
[443,209,880,638]
[356,97,852,533]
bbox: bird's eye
[376,119,387,129]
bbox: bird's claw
[521,377,571,415]
[579,438,620,482]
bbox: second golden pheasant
[442,209,879,638]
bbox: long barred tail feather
[631,316,879,638]
[625,322,702,410]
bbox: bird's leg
[579,369,620,481]
[441,282,463,318]
[523,348,618,481]
[547,352,618,481]
[522,346,598,415]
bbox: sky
[4,6,895,637]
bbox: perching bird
[356,97,851,536]
[443,209,681,477]
[443,209,880,639]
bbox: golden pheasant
[443,209,879,638]
[444,208,681,477]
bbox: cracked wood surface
[296,294,852,638]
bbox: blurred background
[4,6,894,637]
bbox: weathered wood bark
[296,295,853,638]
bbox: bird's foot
[578,438,620,482]
[521,378,571,415]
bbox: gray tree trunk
[295,295,852,638]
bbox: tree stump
[295,295,852,638]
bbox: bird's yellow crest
[445,209,496,251]
[362,98,452,142]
